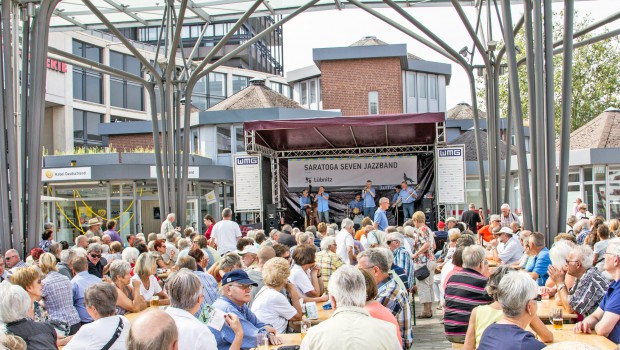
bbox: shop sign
[42,167,92,181]
[47,58,67,73]
[149,166,199,179]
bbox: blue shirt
[299,195,311,210]
[316,192,329,212]
[526,247,551,286]
[71,271,101,323]
[363,187,376,207]
[193,271,220,318]
[478,323,544,350]
[348,199,363,211]
[398,188,416,204]
[374,208,388,231]
[599,279,620,343]
[210,296,270,350]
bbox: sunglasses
[90,254,101,259]
[386,240,397,245]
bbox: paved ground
[411,297,454,350]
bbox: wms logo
[236,157,259,165]
[438,149,462,157]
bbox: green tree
[477,11,620,133]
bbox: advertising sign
[149,166,199,179]
[436,146,466,204]
[42,167,91,181]
[233,155,262,212]
[288,156,417,188]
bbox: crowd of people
[0,199,619,350]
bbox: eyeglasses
[493,220,501,223]
[89,254,101,259]
[386,240,398,245]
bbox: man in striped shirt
[387,232,415,291]
[444,245,492,344]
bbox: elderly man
[71,256,101,323]
[490,227,524,265]
[336,218,355,265]
[164,230,180,264]
[445,217,457,230]
[548,245,608,318]
[212,208,242,255]
[176,256,219,313]
[86,244,107,278]
[374,197,390,231]
[64,283,130,350]
[526,232,551,286]
[392,181,417,221]
[247,246,276,305]
[58,249,76,280]
[165,269,243,349]
[358,248,412,349]
[577,218,592,245]
[575,238,620,343]
[75,235,89,249]
[4,249,26,270]
[386,232,414,291]
[238,245,259,268]
[500,203,519,228]
[128,310,178,350]
[461,203,482,233]
[301,266,401,350]
[85,218,102,238]
[315,236,344,289]
[444,245,492,343]
[161,213,179,236]
[477,214,502,245]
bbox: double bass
[305,183,319,228]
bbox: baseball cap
[221,269,258,286]
[437,221,445,229]
[237,245,259,255]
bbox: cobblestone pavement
[411,298,454,350]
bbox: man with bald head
[127,310,178,350]
[247,245,276,306]
[4,249,26,270]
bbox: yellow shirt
[474,304,503,347]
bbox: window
[368,91,379,115]
[73,40,103,104]
[318,79,322,102]
[429,75,437,100]
[418,74,427,98]
[300,82,307,104]
[191,129,199,154]
[192,72,227,111]
[235,127,245,153]
[217,127,231,155]
[309,80,317,104]
[73,110,104,148]
[110,51,144,111]
[406,72,416,98]
[232,75,249,94]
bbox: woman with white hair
[477,271,546,350]
[0,281,58,349]
[315,236,344,289]
[109,260,148,315]
[130,253,170,305]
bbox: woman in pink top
[360,269,403,347]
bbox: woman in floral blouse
[412,211,437,318]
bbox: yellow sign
[97,209,107,217]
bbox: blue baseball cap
[221,269,258,286]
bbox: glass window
[310,80,317,104]
[73,110,104,148]
[181,26,190,39]
[232,75,249,94]
[109,51,144,111]
[217,126,231,155]
[368,91,379,115]
[73,40,103,104]
[235,127,245,153]
[429,75,437,99]
[609,167,620,219]
[110,78,124,108]
[406,72,415,98]
[418,74,427,98]
[317,79,321,102]
[300,82,307,104]
[584,167,593,182]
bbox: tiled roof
[208,80,303,111]
[447,103,487,120]
[448,129,516,161]
[560,109,620,150]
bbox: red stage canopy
[244,112,445,151]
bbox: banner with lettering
[288,156,417,188]
[436,146,466,204]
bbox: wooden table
[536,297,577,320]
[267,333,302,349]
[124,306,161,322]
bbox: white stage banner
[288,156,417,188]
[234,155,262,212]
[436,146,466,204]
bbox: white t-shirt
[335,231,354,264]
[166,307,217,350]
[130,274,162,301]
[212,220,242,254]
[251,287,298,333]
[289,264,314,296]
[63,315,130,350]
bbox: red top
[478,225,494,243]
[204,224,215,240]
[364,301,403,347]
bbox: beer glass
[151,296,160,308]
[550,308,563,330]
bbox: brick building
[287,36,452,115]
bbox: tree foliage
[477,11,620,133]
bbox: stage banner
[436,146,466,204]
[233,155,262,212]
[288,156,417,188]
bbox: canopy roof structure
[244,112,444,152]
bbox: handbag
[414,264,430,281]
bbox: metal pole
[504,93,513,204]
[544,0,557,240]
[557,0,575,235]
[523,0,538,231]
[533,0,548,235]
[500,0,533,230]
[0,10,12,251]
[20,8,31,251]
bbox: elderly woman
[27,247,45,268]
[251,257,303,333]
[464,266,552,350]
[39,253,82,336]
[314,236,344,289]
[153,239,173,268]
[212,269,281,348]
[121,246,139,273]
[0,281,58,349]
[64,283,130,350]
[129,253,169,305]
[288,244,328,303]
[208,252,242,283]
[49,242,63,263]
[477,271,546,350]
[109,260,147,315]
[360,268,402,347]
[412,210,437,318]
[11,266,47,323]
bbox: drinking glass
[150,296,159,308]
[550,308,563,330]
[255,333,268,350]
[300,318,312,341]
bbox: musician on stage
[348,194,364,217]
[300,189,312,224]
[392,181,418,221]
[362,180,376,217]
[314,186,330,223]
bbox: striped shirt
[315,250,344,288]
[376,275,413,350]
[42,271,81,326]
[569,267,609,317]
[444,268,492,338]
[392,247,414,291]
[194,270,220,317]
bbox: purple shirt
[104,229,122,243]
